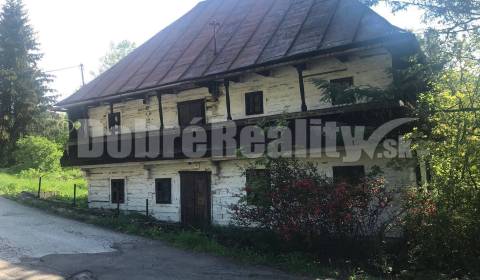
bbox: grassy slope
[0,170,88,205]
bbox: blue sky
[0,0,425,101]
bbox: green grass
[0,169,87,206]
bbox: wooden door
[180,172,211,227]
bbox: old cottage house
[57,0,419,226]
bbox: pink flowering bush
[232,158,394,247]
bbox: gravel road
[0,197,304,280]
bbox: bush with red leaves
[232,158,394,244]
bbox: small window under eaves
[245,91,264,116]
[330,77,355,105]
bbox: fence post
[73,184,77,207]
[37,177,42,198]
[146,199,149,217]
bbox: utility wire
[45,64,82,73]
[45,63,85,86]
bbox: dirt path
[0,197,304,280]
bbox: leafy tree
[0,0,52,166]
[363,0,480,36]
[93,40,136,76]
[27,111,69,146]
[14,136,62,173]
[402,34,480,276]
[310,25,479,275]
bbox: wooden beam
[303,68,348,79]
[256,70,272,77]
[295,64,308,112]
[224,80,232,120]
[142,96,150,105]
[196,81,221,99]
[156,91,164,130]
[208,82,220,99]
[227,76,241,83]
[82,106,90,138]
[335,54,350,63]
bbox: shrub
[403,186,480,276]
[232,158,395,257]
[14,136,62,173]
[18,168,43,178]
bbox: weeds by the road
[0,169,87,207]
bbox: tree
[27,111,69,146]
[93,40,136,76]
[0,0,52,166]
[401,34,480,275]
[14,136,62,172]
[363,0,480,36]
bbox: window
[155,178,172,204]
[332,166,365,185]
[177,99,206,127]
[111,179,125,204]
[245,91,264,115]
[108,112,121,132]
[330,77,354,105]
[246,169,268,203]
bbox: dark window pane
[333,166,365,185]
[108,112,121,134]
[330,77,355,105]
[178,100,205,127]
[156,178,172,204]
[111,179,125,204]
[245,91,264,115]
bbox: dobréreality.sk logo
[72,118,416,162]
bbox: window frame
[110,178,126,204]
[108,111,121,133]
[177,99,206,127]
[329,77,355,105]
[332,165,366,186]
[245,91,264,116]
[155,178,172,205]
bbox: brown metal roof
[57,0,411,107]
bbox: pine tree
[0,0,52,166]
